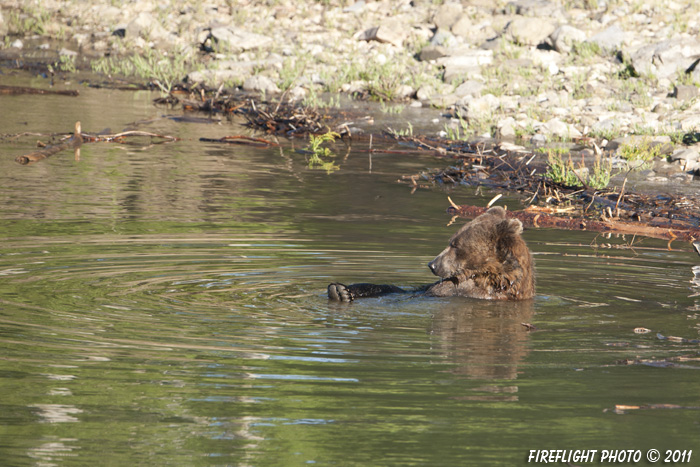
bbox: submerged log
[0,85,79,96]
[15,122,83,165]
[447,202,700,242]
[199,135,279,147]
[14,123,179,165]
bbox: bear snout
[428,259,438,275]
[428,253,450,278]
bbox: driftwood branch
[14,123,179,165]
[84,130,179,143]
[0,85,79,96]
[199,135,279,147]
[448,203,700,242]
[15,122,83,165]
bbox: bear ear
[485,206,507,219]
[496,218,523,241]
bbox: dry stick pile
[165,87,342,136]
[392,135,700,242]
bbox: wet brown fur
[327,206,534,302]
[426,206,535,300]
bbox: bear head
[428,206,530,285]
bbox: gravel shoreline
[2,0,700,182]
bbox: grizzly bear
[328,206,535,301]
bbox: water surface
[1,81,699,465]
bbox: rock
[680,114,700,131]
[549,25,587,54]
[652,102,671,113]
[588,25,626,50]
[504,17,556,46]
[416,85,435,101]
[395,84,416,99]
[451,15,472,38]
[628,38,700,79]
[590,118,626,135]
[497,117,517,139]
[672,84,699,100]
[356,19,406,47]
[454,80,484,98]
[498,141,527,152]
[456,94,499,120]
[344,1,365,13]
[419,45,448,62]
[59,48,78,58]
[0,11,6,37]
[243,75,280,94]
[126,12,167,40]
[652,159,681,176]
[11,39,23,49]
[341,80,367,94]
[187,59,281,87]
[433,2,464,30]
[443,65,472,84]
[531,133,547,145]
[207,27,273,53]
[507,0,564,18]
[541,118,582,139]
[437,48,493,68]
[188,69,247,87]
[429,29,456,48]
[287,86,308,101]
[670,147,700,164]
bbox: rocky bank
[3,0,700,179]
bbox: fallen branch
[199,135,279,147]
[15,122,83,165]
[14,123,179,165]
[0,85,79,96]
[447,203,700,242]
[84,130,179,143]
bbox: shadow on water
[1,82,700,465]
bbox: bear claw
[328,283,353,302]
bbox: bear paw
[328,283,353,302]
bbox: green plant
[55,54,77,73]
[443,116,470,141]
[91,48,193,94]
[588,157,613,189]
[544,151,613,189]
[617,139,661,166]
[570,41,602,61]
[7,6,51,35]
[279,57,307,91]
[545,151,582,187]
[667,130,685,145]
[536,146,570,156]
[305,130,340,173]
[389,122,413,137]
[570,72,592,100]
[588,126,620,141]
[675,69,698,87]
[302,89,340,109]
[380,101,405,114]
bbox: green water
[1,80,699,466]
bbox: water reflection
[431,298,534,400]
